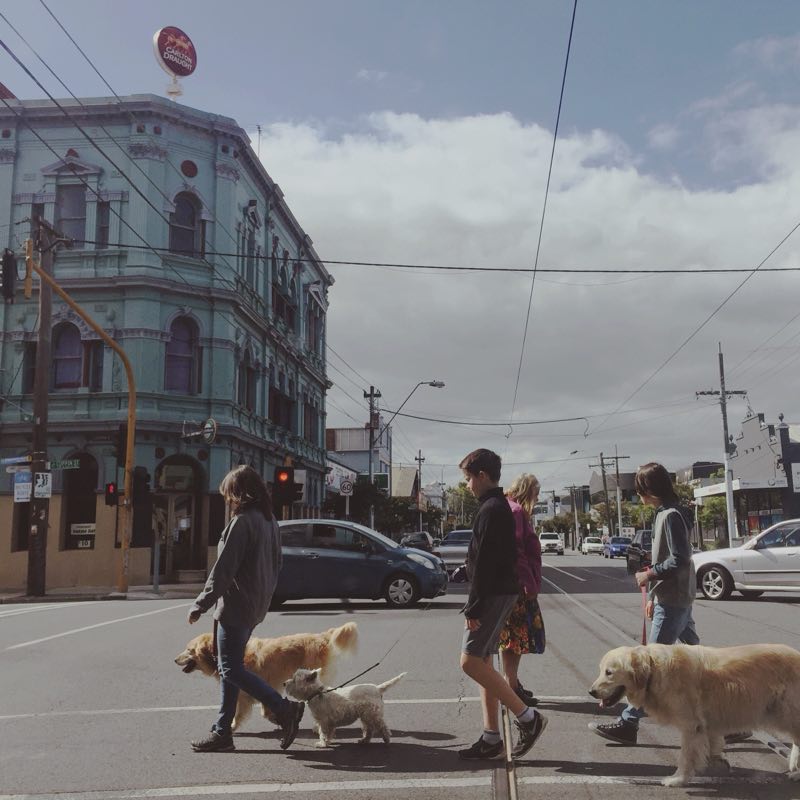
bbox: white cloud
[735,34,800,70]
[647,122,681,151]
[356,68,388,83]
[259,108,800,488]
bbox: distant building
[676,461,723,484]
[325,417,391,487]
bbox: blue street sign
[1,455,32,466]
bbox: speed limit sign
[340,479,353,496]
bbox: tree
[444,483,480,532]
[698,496,727,543]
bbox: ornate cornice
[215,162,240,182]
[0,148,16,164]
[128,143,168,161]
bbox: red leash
[640,585,648,645]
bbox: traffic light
[272,466,294,515]
[105,482,118,506]
[132,466,151,504]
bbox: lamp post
[368,380,445,529]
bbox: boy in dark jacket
[458,448,548,760]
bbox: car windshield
[346,522,400,550]
[540,533,559,540]
[444,531,471,543]
[610,537,627,544]
[586,537,601,543]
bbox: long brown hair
[219,465,273,519]
[634,462,679,505]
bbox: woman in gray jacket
[589,462,698,745]
[187,465,304,753]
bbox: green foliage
[698,496,727,531]
[444,482,480,532]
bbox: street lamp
[368,379,445,529]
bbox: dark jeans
[621,603,699,725]
[212,622,290,735]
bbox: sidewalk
[0,582,204,604]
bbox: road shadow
[516,757,672,778]
[276,599,465,614]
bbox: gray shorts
[462,594,518,658]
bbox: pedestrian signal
[105,482,118,506]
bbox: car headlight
[407,553,435,570]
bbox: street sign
[13,470,31,503]
[202,418,217,445]
[1,454,32,466]
[48,458,80,471]
[34,472,52,499]
[340,479,354,496]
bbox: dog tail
[378,672,407,695]
[328,622,359,656]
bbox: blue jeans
[212,623,290,735]
[621,603,699,725]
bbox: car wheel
[609,554,614,559]
[739,590,764,599]
[699,565,733,601]
[384,574,420,608]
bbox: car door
[276,523,313,599]
[309,523,380,599]
[738,523,798,588]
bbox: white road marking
[4,604,192,651]
[0,696,596,722]
[541,563,587,582]
[0,773,787,799]
[0,602,97,618]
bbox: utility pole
[415,449,425,531]
[26,219,54,596]
[567,485,581,550]
[589,452,630,538]
[363,385,381,529]
[696,344,746,547]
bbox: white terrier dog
[285,668,406,747]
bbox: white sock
[516,706,536,724]
[482,729,502,745]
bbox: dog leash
[640,585,648,645]
[305,593,440,703]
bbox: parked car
[540,531,564,555]
[693,519,800,600]
[604,536,631,559]
[274,520,448,608]
[437,529,472,574]
[626,529,652,574]
[581,536,604,555]
[399,531,435,553]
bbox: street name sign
[14,470,31,503]
[48,459,80,471]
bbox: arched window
[169,192,205,257]
[237,350,257,411]
[165,316,200,394]
[52,323,82,389]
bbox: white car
[581,536,604,555]
[692,518,800,600]
[540,531,564,555]
[437,529,472,573]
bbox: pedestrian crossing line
[0,602,96,619]
[0,772,789,800]
[541,563,587,582]
[0,697,598,722]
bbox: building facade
[0,95,332,590]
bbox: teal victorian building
[0,95,332,590]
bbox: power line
[509,0,578,429]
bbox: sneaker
[511,710,548,759]
[514,682,539,707]
[588,718,638,745]
[191,730,235,752]
[724,731,752,745]
[458,735,505,760]
[276,700,305,750]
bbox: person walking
[589,462,698,744]
[499,473,544,707]
[187,465,305,753]
[457,448,548,761]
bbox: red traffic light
[104,482,118,506]
[276,469,291,483]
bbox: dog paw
[662,775,689,788]
[314,741,329,749]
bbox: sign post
[340,478,353,520]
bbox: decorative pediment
[41,151,102,177]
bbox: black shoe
[724,731,752,745]
[458,736,504,760]
[276,700,305,750]
[588,718,638,745]
[191,730,234,752]
[514,682,539,707]
[511,710,548,759]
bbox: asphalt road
[2,553,799,800]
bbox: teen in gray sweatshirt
[589,462,699,745]
[187,465,304,753]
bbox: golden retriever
[590,643,800,787]
[175,622,358,731]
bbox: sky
[4,1,800,493]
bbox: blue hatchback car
[274,519,448,608]
[604,536,631,559]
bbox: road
[2,553,799,800]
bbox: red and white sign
[153,26,197,78]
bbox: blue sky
[4,1,800,489]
